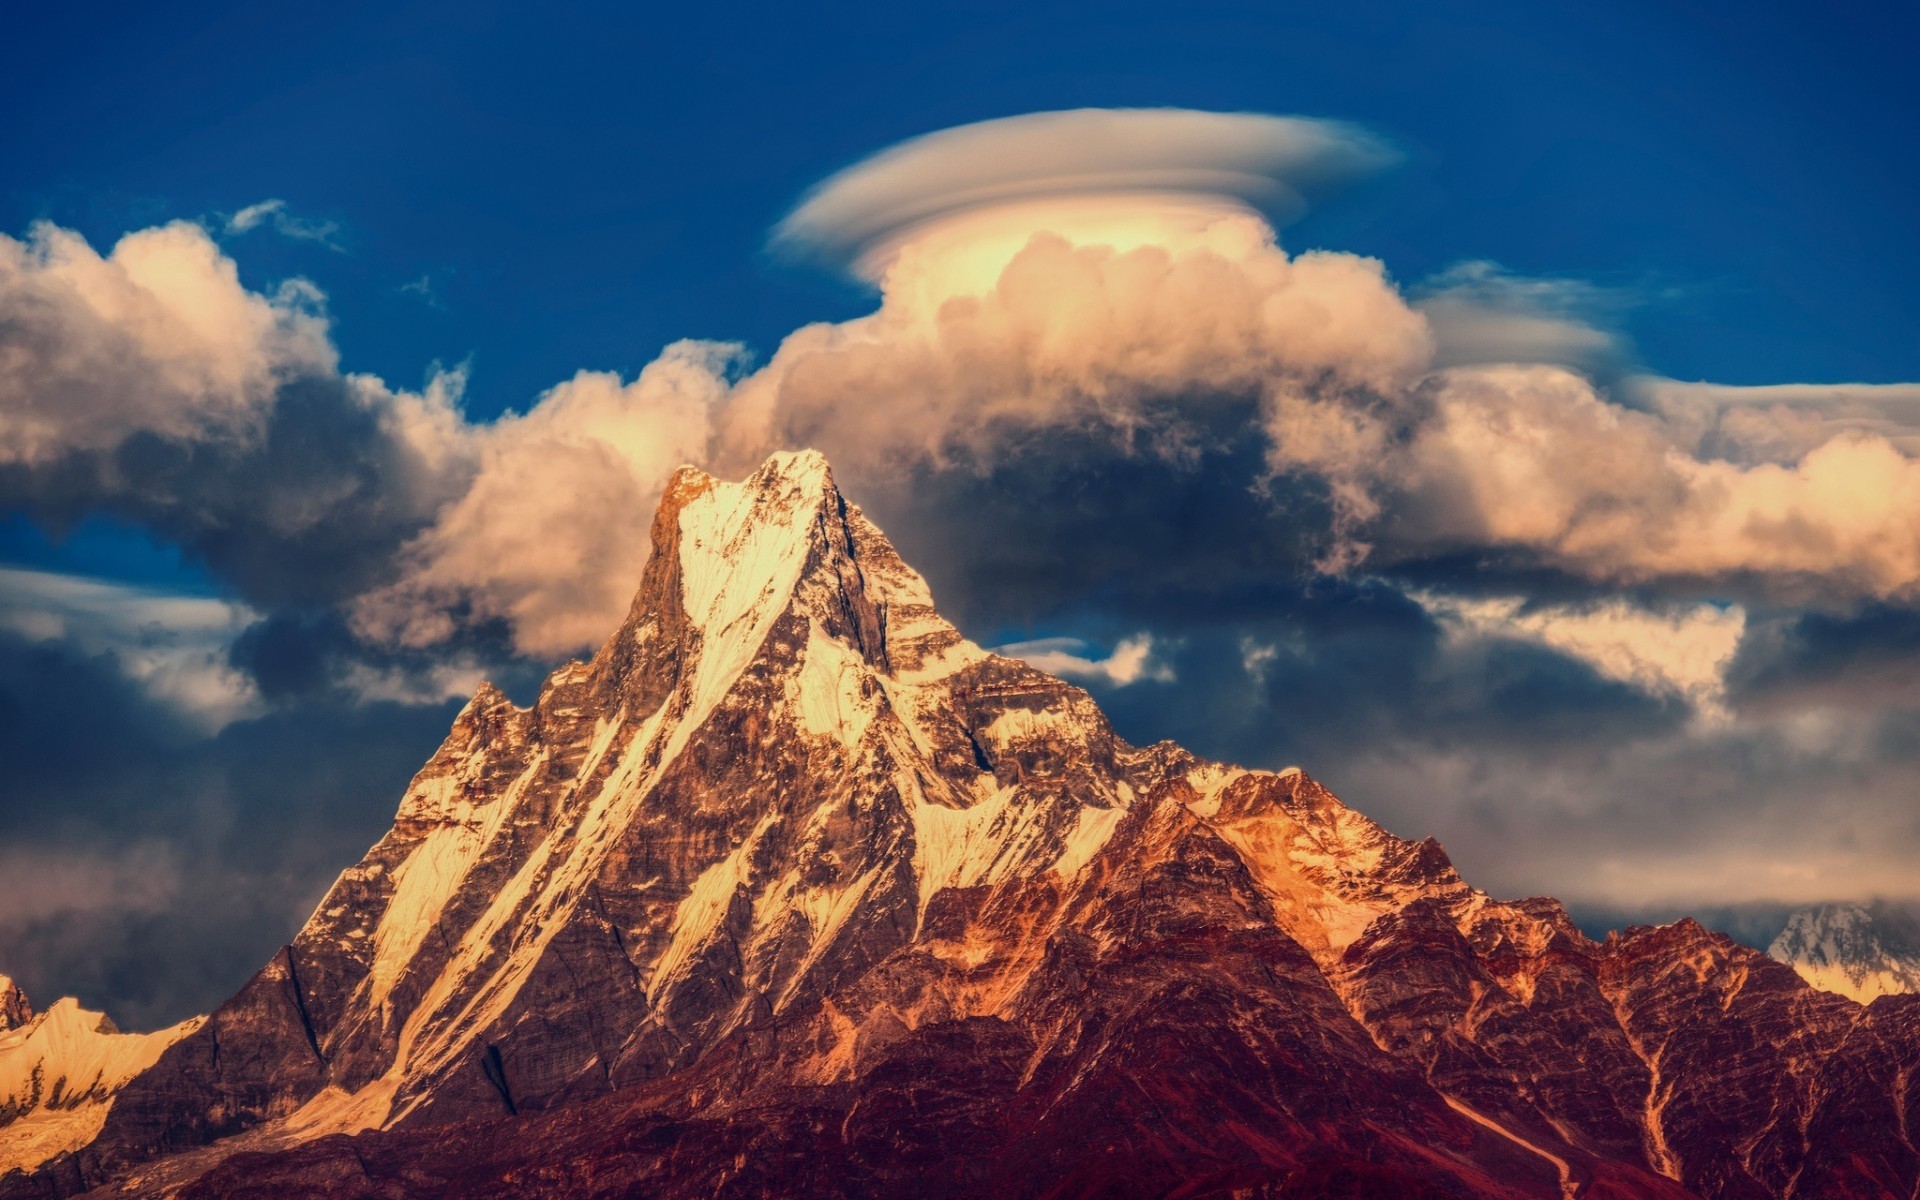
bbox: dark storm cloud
[1727,605,1920,714]
[1,370,463,608]
[0,626,459,1029]
[854,430,1336,632]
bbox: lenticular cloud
[773,108,1400,282]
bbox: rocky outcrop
[8,450,1920,1199]
[0,981,28,1035]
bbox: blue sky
[7,0,1915,438]
[4,0,1919,1026]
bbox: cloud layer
[10,112,1920,661]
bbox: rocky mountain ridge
[4,450,1919,1199]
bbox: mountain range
[4,450,1919,1199]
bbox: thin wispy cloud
[398,273,443,308]
[223,198,344,251]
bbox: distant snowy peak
[0,990,201,1175]
[1768,900,1920,1003]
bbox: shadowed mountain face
[5,451,1920,1200]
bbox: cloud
[774,107,1399,282]
[398,273,444,308]
[1414,260,1630,375]
[0,620,464,1027]
[994,633,1175,687]
[1079,590,1920,917]
[0,220,334,464]
[0,215,725,657]
[7,111,1920,663]
[742,115,1920,615]
[0,567,261,731]
[1416,591,1745,721]
[1638,378,1920,461]
[224,199,343,250]
[11,118,1914,667]
[1725,605,1920,715]
[351,343,734,655]
[1360,364,1920,604]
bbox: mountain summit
[6,451,1920,1199]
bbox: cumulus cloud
[0,217,723,657]
[0,220,334,463]
[6,107,1920,660]
[353,343,733,655]
[1364,364,1920,603]
[1417,591,1746,720]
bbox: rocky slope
[5,451,1920,1199]
[1769,900,1920,1003]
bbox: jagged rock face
[10,450,1920,1199]
[1769,900,1920,1003]
[0,981,28,1034]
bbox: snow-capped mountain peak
[1768,900,1920,1003]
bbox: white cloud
[774,107,1398,282]
[5,112,1920,665]
[1378,365,1920,603]
[0,567,262,731]
[1638,377,1920,461]
[224,199,343,250]
[994,634,1175,687]
[351,342,734,655]
[1417,590,1746,721]
[1414,260,1625,372]
[0,220,334,464]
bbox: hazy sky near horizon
[4,0,1919,1028]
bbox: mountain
[7,450,1920,1199]
[0,981,198,1180]
[1769,901,1920,1003]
